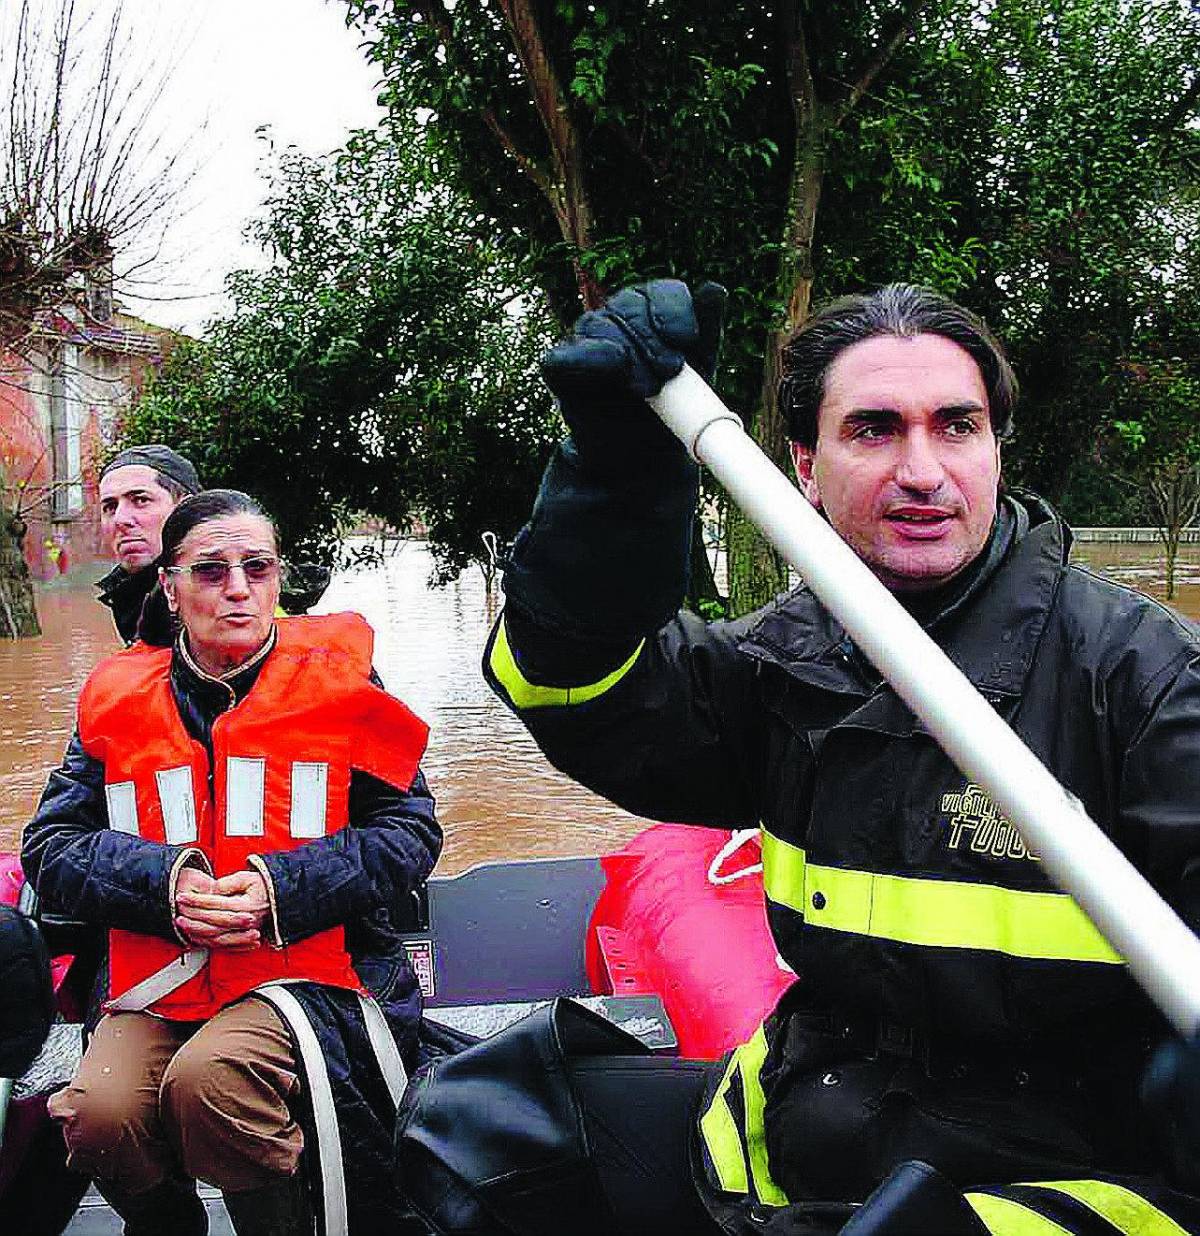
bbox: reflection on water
[1,538,1197,865]
[1073,541,1200,617]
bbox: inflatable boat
[0,824,788,1234]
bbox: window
[48,346,83,518]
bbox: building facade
[0,303,170,580]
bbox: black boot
[222,1171,312,1236]
[97,1175,209,1236]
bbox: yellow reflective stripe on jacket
[488,618,644,709]
[736,1025,788,1207]
[1033,1181,1190,1235]
[698,1052,748,1195]
[761,829,1122,965]
[966,1193,1073,1234]
[761,829,808,909]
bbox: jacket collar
[95,562,127,600]
[740,492,1067,709]
[176,624,277,694]
[170,626,278,751]
[96,561,159,644]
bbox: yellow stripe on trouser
[737,1025,788,1206]
[760,829,1123,964]
[487,618,645,709]
[1034,1181,1189,1235]
[698,1026,788,1206]
[966,1194,1074,1234]
[698,1053,748,1195]
[967,1180,1191,1235]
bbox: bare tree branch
[496,0,601,306]
[833,0,935,128]
[0,0,188,358]
[408,0,553,197]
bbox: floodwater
[2,539,1198,865]
[0,543,649,869]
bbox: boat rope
[708,828,763,886]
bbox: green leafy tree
[1106,273,1200,600]
[345,0,1200,613]
[137,2,1198,616]
[345,0,947,614]
[127,123,561,581]
[926,0,1200,517]
[774,0,1198,525]
[1109,358,1200,601]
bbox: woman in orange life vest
[21,490,442,1236]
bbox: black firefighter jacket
[487,491,1200,1225]
[95,561,163,645]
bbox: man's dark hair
[153,471,192,503]
[779,284,1019,448]
[160,489,275,566]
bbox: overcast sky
[115,0,384,335]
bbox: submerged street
[0,542,648,868]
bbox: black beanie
[100,445,200,494]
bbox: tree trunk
[727,113,824,614]
[0,505,40,637]
[725,0,932,616]
[686,510,725,618]
[1165,535,1178,601]
[1151,471,1187,602]
[497,0,602,308]
[1163,471,1184,601]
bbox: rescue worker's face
[99,465,180,572]
[162,514,281,676]
[791,333,1001,594]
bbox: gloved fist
[541,279,727,460]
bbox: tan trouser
[48,996,304,1195]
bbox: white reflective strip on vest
[253,984,347,1236]
[106,947,209,1012]
[105,781,139,835]
[290,762,329,839]
[226,757,266,837]
[155,766,198,845]
[356,992,407,1109]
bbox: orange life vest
[77,613,429,1020]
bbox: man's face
[98,464,180,572]
[791,333,1001,593]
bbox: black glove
[541,279,727,462]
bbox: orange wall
[0,350,106,580]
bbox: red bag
[586,824,795,1059]
[0,854,23,909]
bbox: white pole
[0,1076,12,1152]
[649,364,1200,1037]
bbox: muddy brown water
[2,540,1198,866]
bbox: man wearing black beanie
[96,445,200,644]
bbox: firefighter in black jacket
[478,281,1200,1234]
